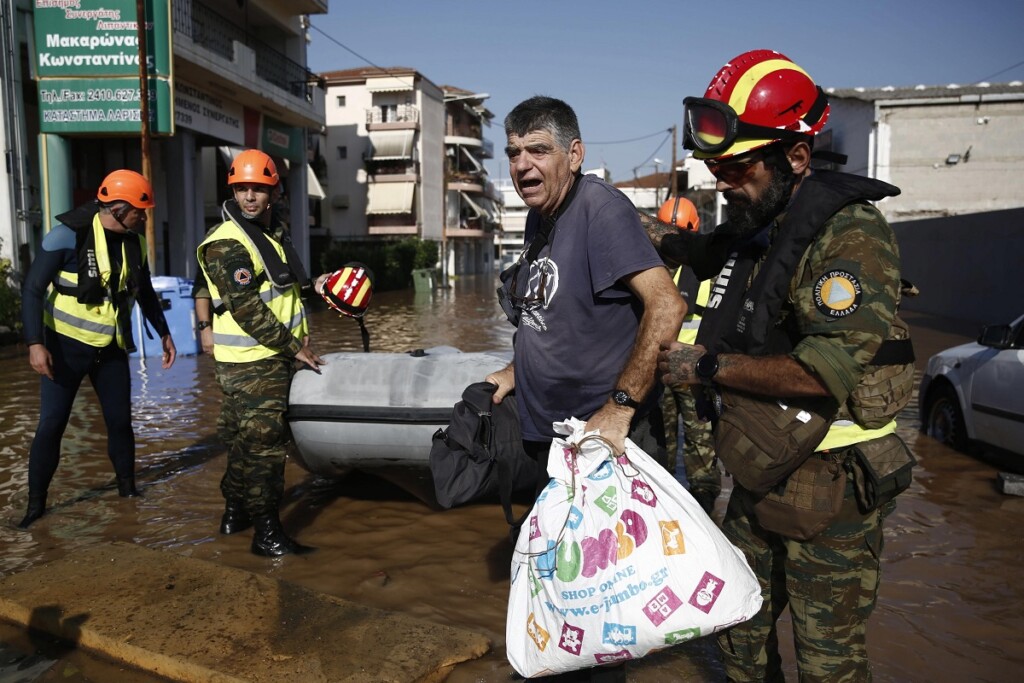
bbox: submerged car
[919,313,1024,457]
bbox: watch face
[696,353,718,381]
[613,390,629,405]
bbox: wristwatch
[694,352,720,384]
[611,388,641,409]
[197,321,212,331]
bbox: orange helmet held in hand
[321,263,374,318]
[97,170,155,209]
[657,196,700,232]
[227,149,279,187]
[684,49,830,160]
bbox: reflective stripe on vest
[45,214,144,349]
[674,268,711,344]
[198,219,307,363]
[815,419,897,452]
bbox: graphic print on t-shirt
[521,257,559,332]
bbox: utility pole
[669,124,678,202]
[135,0,155,268]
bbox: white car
[919,313,1024,456]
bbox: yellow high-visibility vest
[44,214,145,349]
[197,220,307,363]
[673,267,711,344]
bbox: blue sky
[306,0,1024,185]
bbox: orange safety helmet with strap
[227,149,280,187]
[683,49,831,161]
[97,169,155,209]
[657,196,700,232]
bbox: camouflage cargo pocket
[753,455,846,541]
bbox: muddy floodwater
[1,275,1022,682]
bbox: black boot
[116,476,140,497]
[17,493,47,529]
[220,500,252,535]
[251,513,316,557]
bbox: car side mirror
[978,324,1013,349]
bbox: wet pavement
[0,275,1022,682]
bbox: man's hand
[485,364,515,404]
[200,327,214,355]
[583,403,633,456]
[295,345,325,374]
[28,343,54,380]
[161,334,177,370]
[658,341,707,388]
[314,273,329,297]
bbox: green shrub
[0,238,21,333]
[318,238,438,291]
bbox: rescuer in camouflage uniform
[647,51,913,681]
[197,149,325,557]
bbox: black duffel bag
[429,382,539,525]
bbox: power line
[588,128,673,145]
[308,21,416,89]
[974,58,1024,84]
[631,131,672,175]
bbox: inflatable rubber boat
[287,346,512,478]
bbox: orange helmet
[227,149,279,187]
[97,169,155,209]
[657,197,700,232]
[684,49,830,160]
[321,263,374,318]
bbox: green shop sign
[39,77,173,134]
[33,0,171,78]
[34,0,173,134]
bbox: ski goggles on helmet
[683,88,827,159]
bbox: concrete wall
[893,207,1024,325]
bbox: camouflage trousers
[717,483,894,682]
[671,386,720,513]
[214,357,293,516]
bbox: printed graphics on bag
[643,587,684,626]
[602,622,637,647]
[526,613,550,651]
[664,627,702,645]
[688,571,724,614]
[558,623,585,655]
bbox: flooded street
[1,274,1022,682]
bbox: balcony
[172,1,323,127]
[366,105,420,131]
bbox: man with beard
[198,149,325,557]
[644,51,912,681]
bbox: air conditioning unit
[331,194,350,209]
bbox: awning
[367,182,415,215]
[459,191,486,218]
[307,167,326,200]
[366,76,415,93]
[368,130,415,160]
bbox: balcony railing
[366,105,420,125]
[172,1,321,102]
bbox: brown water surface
[1,276,1022,682]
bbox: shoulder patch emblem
[814,269,862,318]
[233,267,253,286]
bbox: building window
[336,95,346,107]
[382,104,397,123]
[337,146,347,160]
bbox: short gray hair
[504,96,580,151]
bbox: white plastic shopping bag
[506,418,763,678]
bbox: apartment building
[320,67,498,275]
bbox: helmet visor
[683,96,815,160]
[683,97,738,157]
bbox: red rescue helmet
[321,263,374,318]
[684,49,830,160]
[227,149,279,187]
[657,196,700,232]
[97,169,155,209]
